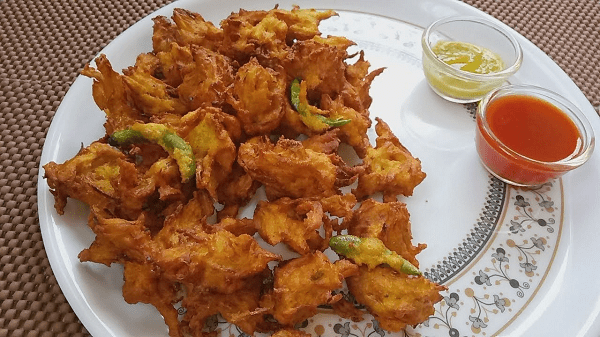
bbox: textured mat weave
[0,1,598,336]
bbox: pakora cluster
[44,6,445,337]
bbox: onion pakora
[43,5,443,337]
[353,117,427,201]
[347,266,446,332]
[261,251,358,326]
[237,136,344,200]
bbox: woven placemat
[1,1,598,336]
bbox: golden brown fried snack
[320,95,372,158]
[253,197,330,254]
[210,217,257,236]
[46,6,445,336]
[220,9,289,64]
[153,190,215,247]
[81,55,145,134]
[178,46,235,111]
[155,228,281,294]
[122,53,188,116]
[301,129,341,154]
[261,251,358,326]
[182,272,275,336]
[78,209,154,266]
[343,51,385,112]
[184,109,238,198]
[285,38,348,97]
[215,162,261,219]
[152,15,179,53]
[43,142,152,219]
[152,106,242,144]
[152,9,223,54]
[171,8,223,51]
[347,198,425,267]
[353,118,426,200]
[319,193,357,219]
[155,42,195,87]
[238,136,340,200]
[347,266,445,332]
[272,7,337,42]
[229,58,287,135]
[122,262,181,337]
[330,294,364,322]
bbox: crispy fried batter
[210,217,257,236]
[122,262,181,337]
[253,197,330,254]
[273,7,337,42]
[321,95,372,158]
[229,58,287,135]
[220,9,289,64]
[347,266,445,332]
[155,42,195,87]
[182,272,275,336]
[343,51,385,112]
[171,8,223,51]
[330,294,364,322]
[178,46,235,111]
[262,251,358,326]
[45,6,445,336]
[353,118,426,200]
[184,109,237,198]
[81,55,145,134]
[155,228,281,294]
[238,136,339,199]
[43,142,152,219]
[123,53,188,116]
[285,38,348,97]
[215,162,261,216]
[347,199,425,267]
[78,209,154,266]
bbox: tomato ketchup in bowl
[475,85,595,186]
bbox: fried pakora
[346,199,425,267]
[237,136,340,199]
[353,117,427,200]
[347,266,445,332]
[261,251,358,326]
[122,262,182,337]
[81,55,145,134]
[253,197,331,254]
[182,272,275,336]
[44,142,154,220]
[229,58,287,135]
[44,5,445,337]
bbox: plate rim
[37,0,600,336]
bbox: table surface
[1,1,598,336]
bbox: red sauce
[486,95,579,161]
[476,94,581,186]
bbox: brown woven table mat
[1,1,598,336]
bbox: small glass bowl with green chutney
[421,16,523,103]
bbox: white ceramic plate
[37,0,600,336]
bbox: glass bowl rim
[421,15,524,81]
[476,84,596,170]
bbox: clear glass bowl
[475,85,595,186]
[422,16,523,103]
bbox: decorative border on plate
[423,177,507,284]
[414,181,562,337]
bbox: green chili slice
[109,123,196,182]
[290,78,351,128]
[329,234,421,276]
